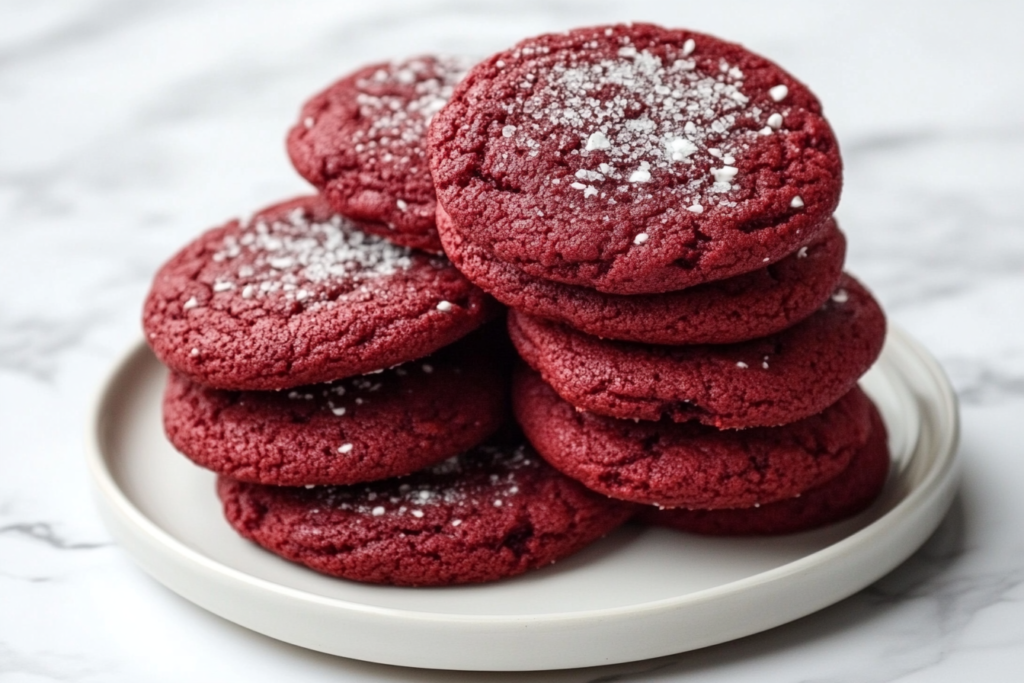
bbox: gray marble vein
[0,523,109,551]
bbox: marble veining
[3,1,1024,681]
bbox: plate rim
[86,325,960,665]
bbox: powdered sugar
[500,33,790,207]
[350,56,473,176]
[284,357,440,414]
[301,443,538,518]
[208,207,424,308]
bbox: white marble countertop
[3,1,1024,680]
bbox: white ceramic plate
[87,327,959,671]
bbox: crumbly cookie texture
[441,206,846,345]
[637,405,889,534]
[289,56,474,251]
[143,195,496,390]
[430,23,841,294]
[513,366,873,509]
[508,274,885,428]
[163,333,508,486]
[217,435,635,586]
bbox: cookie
[429,23,842,294]
[513,366,873,509]
[440,205,845,345]
[637,404,889,534]
[288,56,472,252]
[143,196,497,390]
[509,274,885,428]
[217,435,635,586]
[163,332,509,486]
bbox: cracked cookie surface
[429,23,841,294]
[217,434,634,586]
[288,56,473,251]
[637,404,889,534]
[441,206,846,345]
[143,195,497,390]
[163,333,508,486]
[508,274,885,428]
[513,367,873,509]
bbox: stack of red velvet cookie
[142,23,893,588]
[428,24,891,535]
[141,57,634,586]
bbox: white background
[2,1,1023,680]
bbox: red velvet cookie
[143,196,497,390]
[637,404,889,534]
[216,435,635,586]
[513,367,873,509]
[288,56,472,251]
[163,333,508,486]
[509,274,885,428]
[440,205,845,345]
[429,24,842,294]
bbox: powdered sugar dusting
[283,357,440,414]
[298,443,538,519]
[350,56,473,174]
[208,207,426,309]
[500,32,790,208]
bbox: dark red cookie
[429,24,842,294]
[288,56,472,252]
[216,435,635,586]
[637,404,889,534]
[513,366,873,509]
[509,274,885,428]
[440,205,845,345]
[143,196,497,390]
[163,334,508,486]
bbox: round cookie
[143,196,497,390]
[217,435,635,586]
[163,333,509,486]
[509,274,885,428]
[440,205,845,345]
[288,56,473,252]
[513,366,874,509]
[637,404,889,534]
[429,23,842,294]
